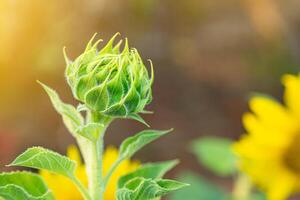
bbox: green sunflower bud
[64,33,154,119]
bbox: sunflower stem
[232,173,252,200]
[89,136,103,200]
[83,112,111,200]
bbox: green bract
[65,33,154,118]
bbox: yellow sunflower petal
[40,170,83,200]
[282,74,300,117]
[67,144,83,165]
[267,171,297,200]
[103,146,140,200]
[234,74,300,199]
[249,96,296,131]
[242,113,292,147]
[233,135,282,161]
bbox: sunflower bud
[64,33,153,118]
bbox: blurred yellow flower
[233,73,300,200]
[40,145,140,200]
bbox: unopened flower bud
[65,33,153,118]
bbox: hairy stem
[87,136,104,200]
[83,112,111,200]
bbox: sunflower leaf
[38,81,84,137]
[76,122,104,141]
[119,129,172,159]
[118,160,179,188]
[0,171,54,200]
[9,147,76,179]
[190,137,236,176]
[116,177,188,200]
[169,171,229,200]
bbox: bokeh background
[1,0,300,195]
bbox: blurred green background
[0,0,299,196]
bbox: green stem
[71,176,92,200]
[84,112,112,200]
[87,136,104,200]
[232,173,252,200]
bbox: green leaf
[9,147,76,179]
[126,114,149,127]
[119,129,172,158]
[104,130,172,186]
[250,192,267,200]
[116,177,188,200]
[169,171,229,200]
[190,137,236,176]
[0,171,54,200]
[118,160,179,188]
[76,123,104,141]
[38,82,84,136]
